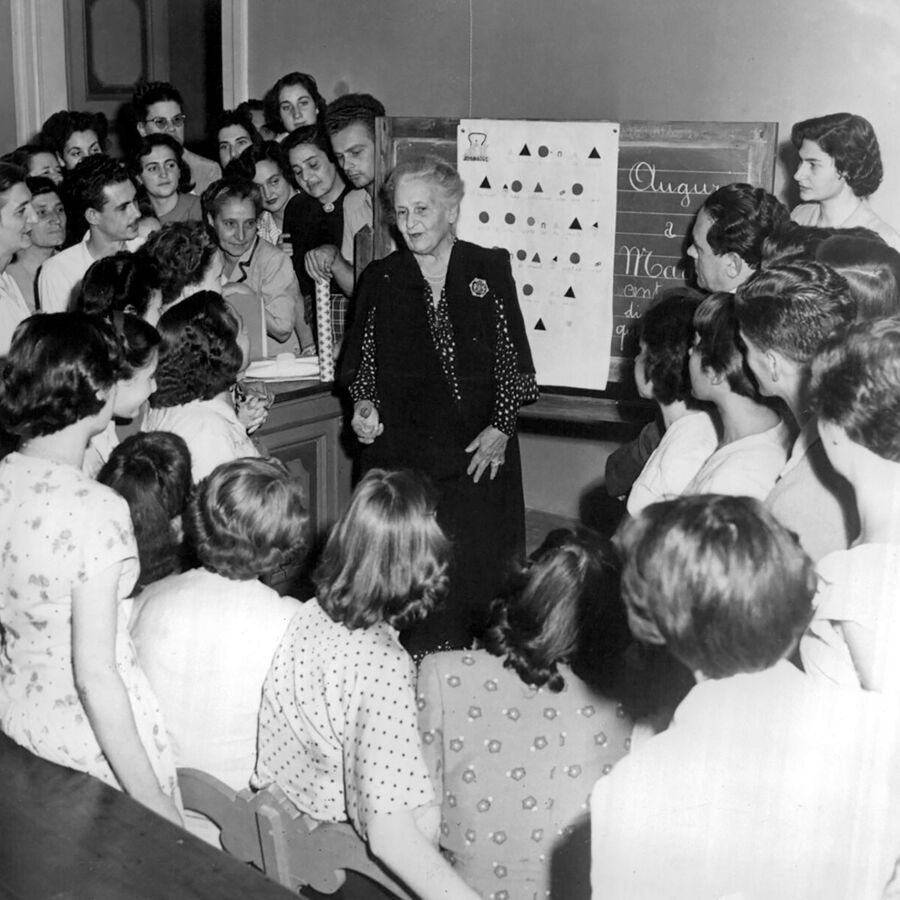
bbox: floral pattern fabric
[0,453,179,799]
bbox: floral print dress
[0,453,179,800]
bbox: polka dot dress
[255,599,434,838]
[417,650,632,899]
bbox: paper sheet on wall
[457,119,619,390]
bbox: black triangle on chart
[532,253,541,263]
[570,218,582,230]
[564,287,576,298]
[520,145,531,156]
[588,147,601,159]
[534,318,546,331]
[479,176,491,189]
[502,184,508,190]
[534,182,543,193]
[592,222,599,229]
[552,256,559,263]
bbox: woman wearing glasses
[6,176,66,312]
[132,81,221,195]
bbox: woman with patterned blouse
[417,527,633,900]
[341,155,539,654]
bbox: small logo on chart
[463,133,488,162]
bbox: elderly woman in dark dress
[341,155,539,653]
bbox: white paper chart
[456,119,620,390]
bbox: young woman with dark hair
[98,430,193,590]
[130,456,304,844]
[0,163,37,353]
[801,317,900,694]
[264,71,327,137]
[142,290,259,481]
[130,133,200,225]
[0,312,183,826]
[416,527,633,899]
[790,112,900,248]
[681,292,791,498]
[627,286,717,515]
[256,468,480,900]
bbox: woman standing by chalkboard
[791,113,900,249]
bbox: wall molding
[221,0,249,108]
[11,0,68,142]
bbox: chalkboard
[366,118,777,417]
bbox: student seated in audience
[202,176,314,355]
[255,468,480,900]
[139,220,222,310]
[417,527,633,900]
[75,250,163,324]
[81,308,160,477]
[626,286,717,516]
[815,231,900,317]
[800,317,900,693]
[264,71,327,139]
[791,112,900,249]
[0,164,38,353]
[142,290,260,482]
[606,183,789,500]
[133,81,221,195]
[39,109,107,174]
[681,291,791,498]
[129,134,201,225]
[131,457,303,843]
[38,156,143,313]
[736,260,858,561]
[98,431,192,593]
[6,176,66,313]
[2,143,63,185]
[215,108,260,170]
[592,494,900,900]
[305,94,387,298]
[0,313,182,825]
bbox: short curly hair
[0,312,121,440]
[614,494,816,678]
[201,175,263,225]
[129,133,194,195]
[315,468,450,632]
[69,155,133,216]
[482,527,622,693]
[139,222,217,306]
[98,431,193,589]
[638,287,705,405]
[735,260,856,364]
[264,71,327,136]
[230,139,298,191]
[132,81,184,120]
[188,457,308,581]
[38,109,108,157]
[693,292,757,399]
[381,155,464,224]
[76,251,161,320]
[791,113,883,198]
[810,316,900,462]
[149,291,243,408]
[282,124,338,166]
[702,183,790,269]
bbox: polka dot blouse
[255,599,435,839]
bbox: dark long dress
[341,240,538,653]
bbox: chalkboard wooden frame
[365,117,777,422]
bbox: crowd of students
[1,91,900,899]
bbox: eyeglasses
[145,114,186,131]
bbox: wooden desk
[0,733,294,899]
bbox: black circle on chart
[479,211,490,223]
